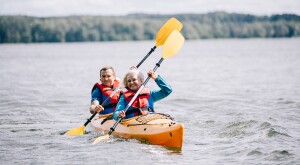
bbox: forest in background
[0,12,300,43]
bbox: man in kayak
[113,68,172,120]
[90,66,121,114]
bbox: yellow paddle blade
[155,17,183,47]
[65,125,85,136]
[162,30,185,59]
[92,134,110,144]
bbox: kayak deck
[91,113,184,149]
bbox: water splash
[218,120,258,138]
[267,128,291,137]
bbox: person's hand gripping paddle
[92,30,185,144]
[65,18,183,136]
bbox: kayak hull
[91,113,184,149]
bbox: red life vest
[122,88,150,117]
[92,79,120,113]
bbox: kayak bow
[91,113,184,149]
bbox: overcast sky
[1,0,300,17]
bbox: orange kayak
[90,113,184,149]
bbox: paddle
[65,18,183,136]
[92,30,185,144]
[65,87,121,136]
[136,17,183,68]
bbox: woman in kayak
[90,66,121,114]
[113,68,172,120]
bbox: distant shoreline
[1,12,300,43]
[1,11,300,18]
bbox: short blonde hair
[123,69,144,88]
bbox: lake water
[0,38,300,164]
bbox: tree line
[0,12,300,43]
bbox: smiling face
[100,69,116,87]
[124,70,144,92]
[126,73,142,92]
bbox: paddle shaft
[67,19,183,136]
[84,85,121,126]
[107,58,165,135]
[136,46,157,68]
[84,47,159,126]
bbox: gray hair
[123,69,144,88]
